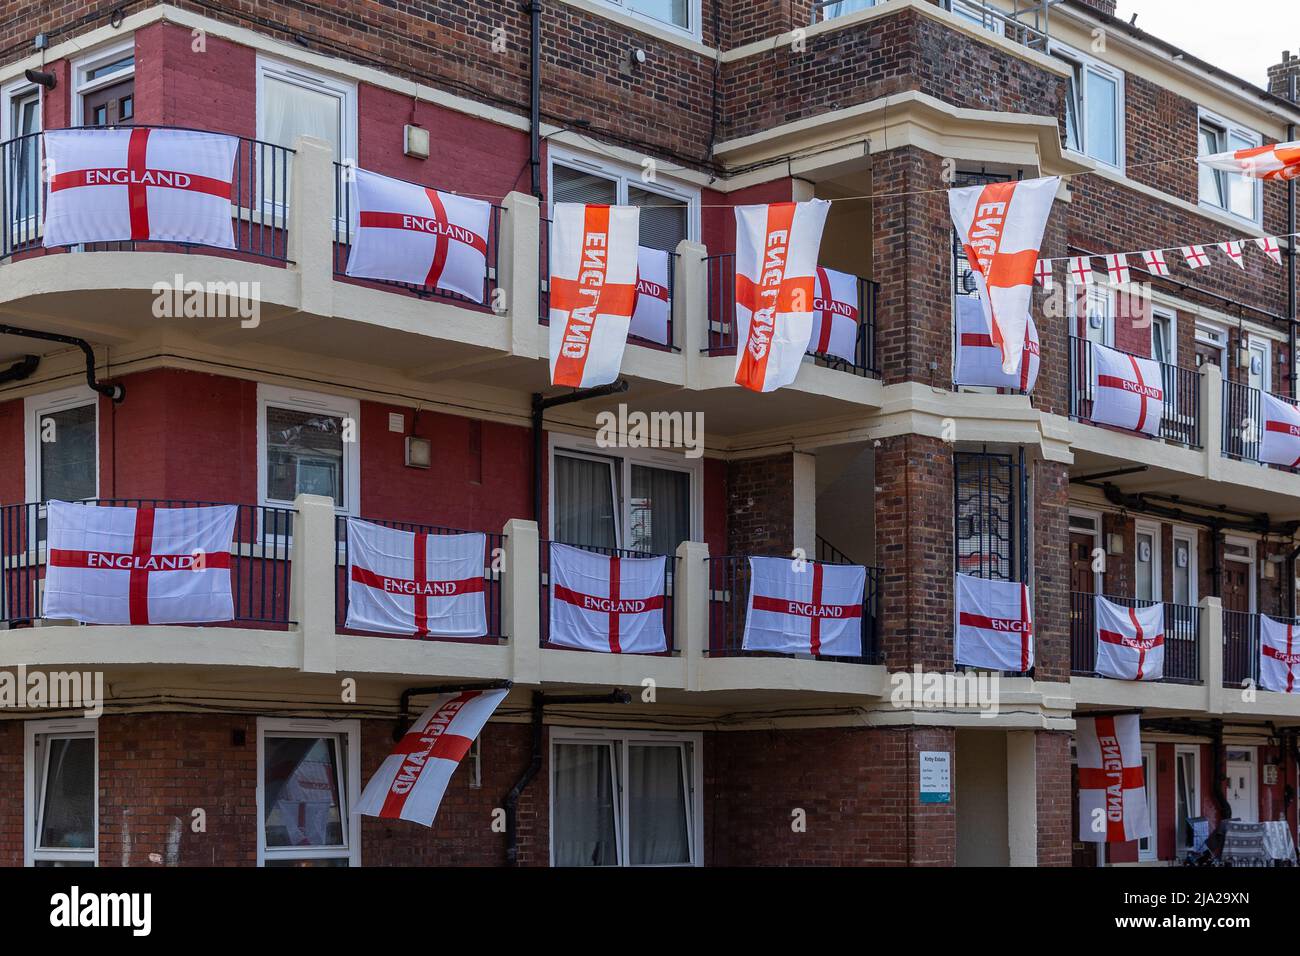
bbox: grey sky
[1114,0,1300,89]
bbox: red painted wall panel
[0,398,23,503]
[702,179,797,256]
[143,24,258,136]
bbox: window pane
[40,404,97,502]
[262,75,342,157]
[1135,532,1154,600]
[1152,319,1170,365]
[39,737,95,850]
[628,0,688,28]
[552,164,617,207]
[628,185,687,253]
[265,405,345,506]
[1085,70,1118,166]
[552,743,618,866]
[553,454,618,549]
[1063,68,1081,152]
[1175,753,1193,847]
[1199,125,1227,207]
[820,0,876,19]
[1228,132,1257,219]
[263,736,344,849]
[1173,539,1191,605]
[86,54,134,82]
[10,93,41,224]
[629,464,690,554]
[627,745,690,865]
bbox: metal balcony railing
[1222,379,1300,471]
[812,0,1060,51]
[1069,591,1201,684]
[1221,610,1292,688]
[0,499,294,628]
[1067,335,1202,448]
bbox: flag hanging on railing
[1094,596,1165,682]
[808,266,860,364]
[345,167,491,301]
[1260,615,1300,694]
[43,128,238,248]
[733,199,830,392]
[1090,341,1164,437]
[629,245,671,345]
[1259,391,1300,468]
[345,518,487,637]
[1076,713,1150,844]
[43,500,236,625]
[948,176,1059,377]
[357,688,508,827]
[952,295,1040,392]
[1198,140,1300,182]
[954,573,1034,672]
[742,556,865,657]
[548,543,666,654]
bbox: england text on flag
[954,572,1034,672]
[808,266,860,364]
[952,295,1040,393]
[345,167,492,301]
[1259,391,1300,468]
[1094,596,1165,682]
[1076,714,1150,844]
[629,245,671,346]
[43,500,236,625]
[357,688,508,827]
[741,556,866,657]
[1260,615,1300,695]
[733,199,830,392]
[1090,341,1164,437]
[548,543,667,654]
[44,127,238,249]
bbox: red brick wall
[1033,462,1071,682]
[1036,731,1072,865]
[726,453,795,555]
[0,720,21,866]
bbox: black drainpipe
[525,1,543,200]
[0,354,40,385]
[0,324,124,402]
[532,380,630,522]
[504,688,631,866]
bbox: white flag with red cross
[345,167,491,302]
[955,573,1034,672]
[629,245,671,345]
[357,688,508,827]
[345,518,487,637]
[953,295,1040,392]
[742,556,866,657]
[1076,714,1150,844]
[43,127,238,249]
[548,543,666,654]
[808,266,860,364]
[948,176,1059,377]
[1260,615,1300,694]
[733,199,830,392]
[1259,391,1300,468]
[548,203,641,388]
[1198,140,1300,182]
[1254,236,1284,265]
[1094,596,1165,682]
[1090,341,1165,437]
[42,500,236,625]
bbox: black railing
[1223,379,1299,470]
[1067,336,1201,448]
[704,252,880,377]
[706,555,882,664]
[1,126,292,263]
[332,162,503,310]
[1223,610,1264,688]
[1069,591,1201,684]
[333,516,505,642]
[0,499,294,627]
[539,540,675,654]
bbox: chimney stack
[1268,50,1300,101]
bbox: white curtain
[554,455,618,549]
[262,76,341,155]
[629,465,690,554]
[627,745,690,865]
[552,744,618,866]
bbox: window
[24,386,99,505]
[549,148,697,253]
[257,718,360,867]
[1139,743,1157,861]
[550,729,700,867]
[819,0,877,20]
[1151,309,1175,366]
[1174,746,1201,854]
[1053,44,1123,169]
[953,449,1027,583]
[72,40,135,127]
[594,0,698,36]
[26,719,97,867]
[947,0,1005,34]
[1194,322,1227,369]
[1198,112,1262,223]
[1134,520,1160,602]
[1172,528,1197,606]
[1072,281,1115,347]
[257,58,356,164]
[2,80,41,236]
[257,384,360,513]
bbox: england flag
[44,127,238,248]
[1259,391,1300,468]
[955,573,1034,672]
[43,500,236,625]
[548,543,666,654]
[629,246,671,345]
[357,688,508,827]
[345,518,487,638]
[1260,615,1300,695]
[742,556,865,657]
[807,266,860,364]
[1076,714,1150,844]
[1198,140,1300,182]
[1091,342,1164,437]
[1095,596,1165,682]
[345,167,492,301]
[953,295,1041,392]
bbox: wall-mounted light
[1107,533,1125,556]
[404,124,429,160]
[24,68,56,90]
[405,435,432,469]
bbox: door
[1222,557,1253,614]
[1225,748,1258,822]
[1247,337,1271,395]
[1071,533,1098,595]
[1138,744,1158,861]
[1134,523,1160,602]
[83,79,134,126]
[1070,762,1099,868]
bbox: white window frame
[1069,508,1103,595]
[948,0,1005,35]
[1134,519,1162,603]
[591,0,702,41]
[256,383,360,516]
[1151,306,1177,367]
[1171,526,1199,606]
[255,717,361,867]
[1071,279,1116,346]
[548,726,702,868]
[24,385,100,506]
[1138,742,1158,861]
[547,144,699,246]
[1197,109,1263,226]
[25,717,98,867]
[1223,535,1258,613]
[1173,744,1201,854]
[1246,334,1272,394]
[1194,320,1228,368]
[70,37,136,127]
[1051,42,1125,172]
[1,77,42,238]
[255,56,358,164]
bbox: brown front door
[1223,561,1251,613]
[1071,532,1097,594]
[1071,764,1098,867]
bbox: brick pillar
[1033,460,1071,682]
[1035,196,1070,417]
[727,453,796,554]
[1035,730,1074,866]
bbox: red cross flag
[266,743,340,846]
[1260,391,1300,468]
[949,176,1058,377]
[1106,253,1131,285]
[733,199,830,392]
[953,295,1040,393]
[1095,596,1165,682]
[1069,255,1094,285]
[1255,236,1284,265]
[629,245,671,345]
[548,543,666,654]
[1142,249,1170,277]
[549,203,640,388]
[1034,258,1054,290]
[43,127,237,249]
[357,688,508,827]
[1260,615,1300,694]
[1181,245,1209,270]
[1076,714,1150,844]
[344,167,491,301]
[1091,342,1164,437]
[1199,140,1300,182]
[1219,240,1245,268]
[955,572,1034,672]
[807,266,860,364]
[742,556,865,657]
[345,518,487,637]
[42,500,236,625]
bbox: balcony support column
[288,135,336,320]
[504,518,541,684]
[1202,362,1224,481]
[499,191,541,359]
[1006,730,1038,866]
[793,451,817,558]
[1200,595,1224,713]
[674,540,710,691]
[291,493,338,674]
[676,239,708,389]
